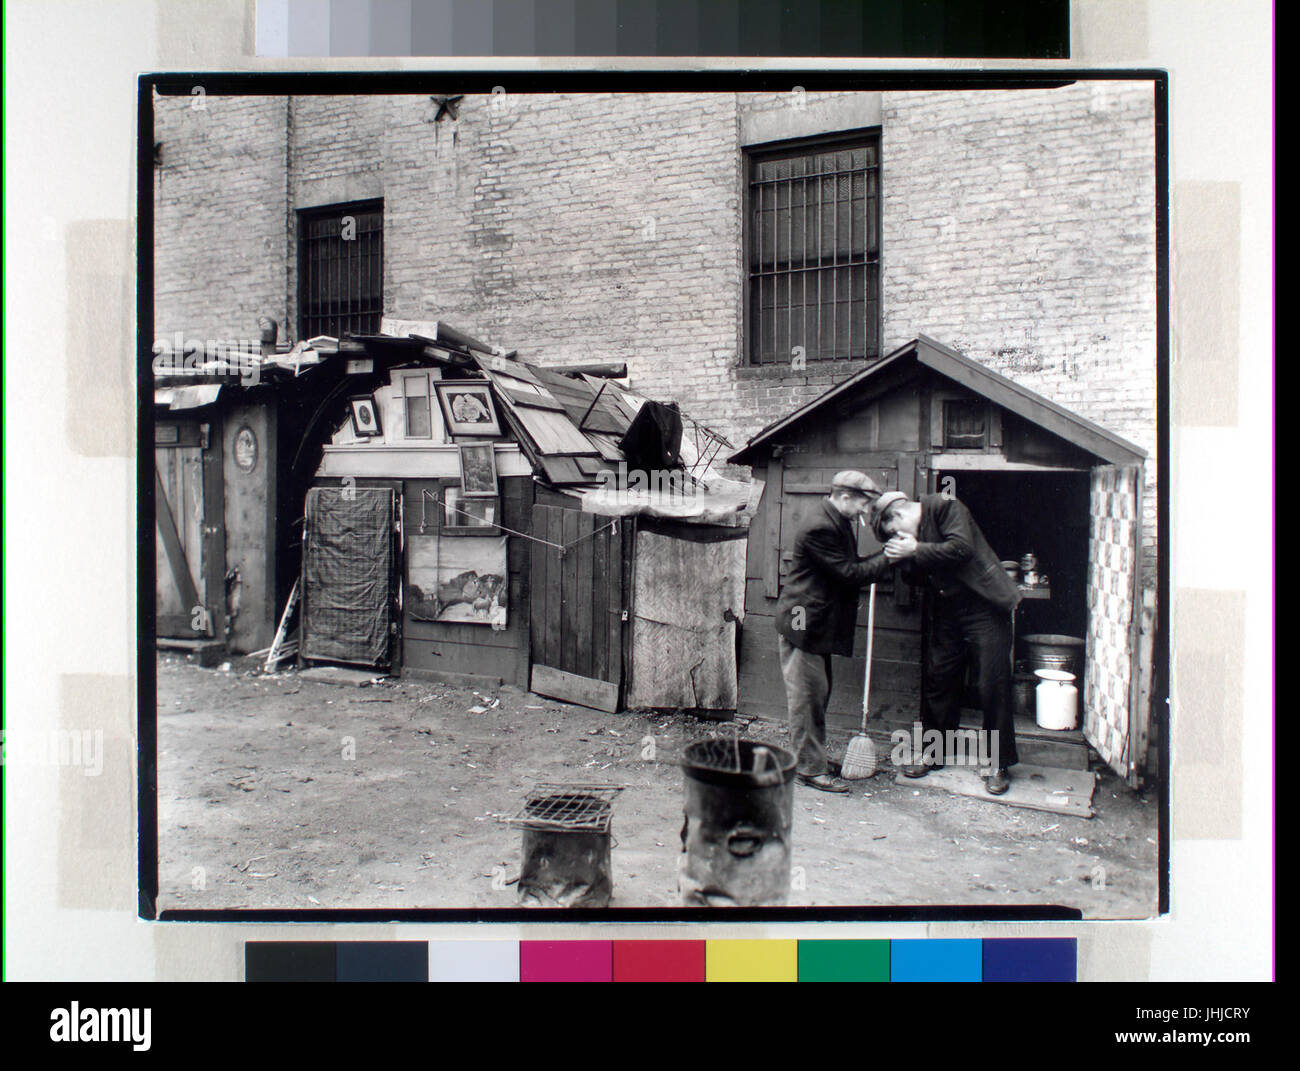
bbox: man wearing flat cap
[775,471,891,793]
[872,489,1021,795]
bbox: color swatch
[246,938,1076,981]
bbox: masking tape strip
[65,220,134,459]
[1172,181,1241,427]
[1172,588,1245,840]
[57,674,137,911]
[1070,0,1150,64]
[155,0,256,66]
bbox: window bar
[764,181,774,366]
[816,161,823,361]
[848,163,855,358]
[786,169,793,363]
[755,173,763,363]
[344,213,352,336]
[831,165,838,360]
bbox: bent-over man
[872,490,1022,795]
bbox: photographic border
[137,67,1169,924]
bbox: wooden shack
[299,322,752,713]
[729,335,1155,786]
[153,362,342,661]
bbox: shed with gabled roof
[729,336,1154,787]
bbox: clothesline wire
[419,490,618,554]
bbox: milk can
[1034,669,1079,730]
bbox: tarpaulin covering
[302,486,394,666]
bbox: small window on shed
[943,399,987,450]
[403,373,432,439]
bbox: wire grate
[503,783,623,832]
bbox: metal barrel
[678,739,797,908]
[514,790,617,908]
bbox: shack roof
[153,318,739,511]
[729,334,1147,468]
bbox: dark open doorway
[932,468,1091,735]
[938,468,1090,643]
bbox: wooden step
[825,710,1090,771]
[156,636,227,667]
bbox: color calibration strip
[255,0,1070,59]
[245,938,1076,982]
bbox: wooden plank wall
[399,476,533,686]
[528,502,623,688]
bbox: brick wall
[153,83,1157,561]
[153,94,289,345]
[879,84,1158,564]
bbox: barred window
[297,200,383,341]
[747,134,880,365]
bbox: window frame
[296,198,384,343]
[400,371,434,441]
[743,129,882,368]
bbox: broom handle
[862,582,876,733]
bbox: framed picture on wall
[436,380,501,436]
[457,442,498,496]
[443,486,497,532]
[349,394,383,437]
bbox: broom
[840,583,878,779]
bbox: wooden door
[528,504,627,712]
[1083,463,1145,785]
[154,419,225,639]
[625,526,748,710]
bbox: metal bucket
[679,738,796,908]
[1013,670,1039,720]
[1022,633,1085,677]
[511,788,620,908]
[519,824,612,908]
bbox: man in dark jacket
[873,490,1022,794]
[775,471,892,793]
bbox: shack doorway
[930,468,1091,763]
[936,469,1091,642]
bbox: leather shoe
[797,773,850,794]
[902,762,930,778]
[986,768,1011,795]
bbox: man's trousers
[923,589,1019,770]
[778,635,833,777]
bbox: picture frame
[457,442,498,497]
[443,486,498,532]
[348,394,383,437]
[436,380,501,437]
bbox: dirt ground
[155,653,1158,917]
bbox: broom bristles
[841,731,877,779]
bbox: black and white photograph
[147,74,1164,918]
[349,394,383,437]
[458,441,499,496]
